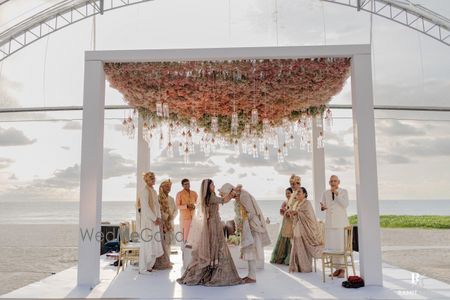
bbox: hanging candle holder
[231,112,239,136]
[178,142,184,156]
[143,122,152,143]
[263,145,270,160]
[251,108,259,125]
[162,103,170,119]
[159,131,164,149]
[190,117,197,131]
[167,142,174,158]
[317,131,325,149]
[306,140,312,153]
[211,116,219,133]
[277,148,284,163]
[184,147,190,164]
[252,143,259,158]
[156,101,163,117]
[306,113,313,130]
[299,135,306,150]
[283,142,288,156]
[324,108,333,130]
[262,118,270,134]
[234,139,240,156]
[316,113,323,128]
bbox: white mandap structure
[77,44,382,287]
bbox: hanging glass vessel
[252,143,259,159]
[167,142,174,158]
[251,108,259,125]
[283,142,288,156]
[231,112,238,136]
[317,131,325,149]
[234,139,240,156]
[316,113,323,128]
[324,108,333,130]
[306,114,313,130]
[262,118,270,133]
[121,118,128,136]
[211,116,219,133]
[184,146,189,164]
[307,140,312,153]
[178,142,184,155]
[190,117,197,130]
[277,148,284,163]
[156,102,163,117]
[263,145,270,160]
[299,135,306,150]
[143,122,152,143]
[159,131,164,149]
[162,103,170,119]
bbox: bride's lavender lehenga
[177,193,242,287]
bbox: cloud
[379,153,412,164]
[376,120,425,137]
[40,164,80,189]
[62,121,82,130]
[227,168,235,174]
[238,173,247,178]
[150,158,220,182]
[397,138,450,158]
[0,157,14,169]
[0,150,136,202]
[124,182,136,189]
[324,142,354,158]
[61,146,70,150]
[8,173,18,180]
[103,148,135,179]
[273,161,311,176]
[0,127,36,146]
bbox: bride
[177,179,243,286]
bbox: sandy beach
[0,224,449,295]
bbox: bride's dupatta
[186,180,212,269]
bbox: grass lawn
[348,215,450,229]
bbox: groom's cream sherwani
[237,188,271,261]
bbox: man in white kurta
[320,175,349,277]
[220,183,271,283]
[138,172,164,273]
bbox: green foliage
[348,215,450,229]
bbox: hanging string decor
[108,58,349,162]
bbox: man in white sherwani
[320,175,349,278]
[137,172,164,273]
[219,183,271,284]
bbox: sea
[0,200,449,225]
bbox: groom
[219,183,271,283]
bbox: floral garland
[104,58,350,126]
[227,200,243,246]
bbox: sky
[0,0,449,203]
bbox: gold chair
[321,226,356,282]
[313,220,325,272]
[117,221,141,274]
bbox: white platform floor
[2,249,450,299]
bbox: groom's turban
[219,183,235,195]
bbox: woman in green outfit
[270,187,294,265]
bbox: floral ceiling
[104,58,351,128]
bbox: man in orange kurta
[176,178,198,243]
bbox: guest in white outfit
[219,183,271,284]
[320,175,349,278]
[137,171,164,273]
